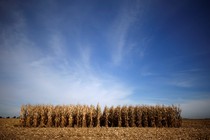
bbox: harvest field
[0,118,210,140]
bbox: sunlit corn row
[20,104,182,127]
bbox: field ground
[0,119,210,140]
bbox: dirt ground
[0,119,210,140]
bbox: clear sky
[0,0,210,118]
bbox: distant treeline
[20,104,182,127]
[0,116,19,119]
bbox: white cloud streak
[0,14,134,116]
[167,72,202,88]
[109,2,141,66]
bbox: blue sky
[0,0,210,118]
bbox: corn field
[20,104,182,127]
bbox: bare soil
[0,119,210,140]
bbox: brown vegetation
[20,104,182,128]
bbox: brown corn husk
[20,104,182,128]
[128,106,135,127]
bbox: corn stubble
[20,104,182,128]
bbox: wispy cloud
[0,13,134,116]
[109,1,141,66]
[169,78,195,88]
[167,70,203,88]
[142,68,204,88]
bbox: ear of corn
[20,104,182,127]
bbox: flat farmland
[0,119,210,140]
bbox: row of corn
[20,104,182,127]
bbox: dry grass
[0,119,210,140]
